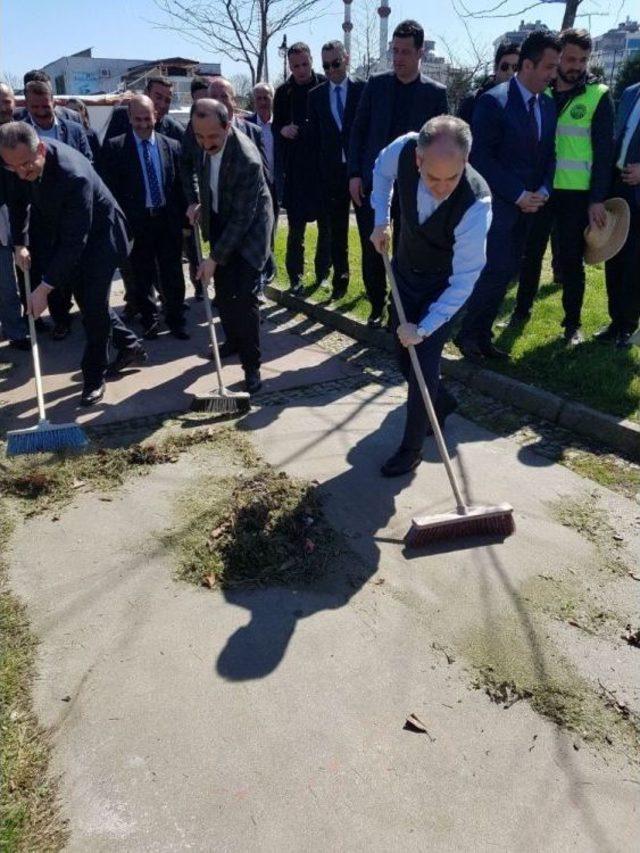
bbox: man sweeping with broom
[370,116,514,545]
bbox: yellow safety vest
[552,82,608,191]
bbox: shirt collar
[515,76,537,105]
[133,129,157,146]
[330,78,348,92]
[28,113,58,131]
[256,114,272,127]
[208,137,227,162]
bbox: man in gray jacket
[190,99,273,394]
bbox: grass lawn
[273,221,640,422]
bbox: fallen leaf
[201,574,217,589]
[403,713,435,741]
[61,695,71,702]
[628,571,640,582]
[98,496,113,502]
[373,578,385,586]
[72,479,85,489]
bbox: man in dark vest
[370,116,492,477]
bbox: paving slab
[7,372,639,852]
[0,277,358,429]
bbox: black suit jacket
[104,105,186,144]
[348,71,449,192]
[99,130,186,236]
[308,78,365,192]
[22,113,93,161]
[8,140,130,289]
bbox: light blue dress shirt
[133,131,166,208]
[371,132,493,336]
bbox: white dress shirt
[371,132,493,336]
[208,139,227,213]
[256,114,274,175]
[618,92,640,169]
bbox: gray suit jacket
[197,127,273,271]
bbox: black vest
[396,139,490,295]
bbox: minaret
[378,0,391,69]
[342,0,353,55]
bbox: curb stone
[266,284,640,462]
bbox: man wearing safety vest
[511,28,614,345]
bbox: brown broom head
[406,503,515,548]
[190,389,251,416]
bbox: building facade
[592,18,640,85]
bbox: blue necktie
[142,139,162,208]
[527,96,539,148]
[334,85,344,127]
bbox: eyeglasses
[499,62,518,72]
[322,59,343,70]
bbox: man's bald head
[0,83,15,124]
[128,93,156,140]
[208,77,236,119]
[192,98,230,154]
[415,115,471,201]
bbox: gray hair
[25,80,53,99]
[253,81,274,97]
[417,115,472,158]
[0,120,39,152]
[192,98,229,128]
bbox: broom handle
[22,266,48,424]
[193,223,226,394]
[383,253,468,514]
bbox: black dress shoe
[193,283,204,301]
[34,318,49,333]
[564,327,584,347]
[480,342,509,360]
[331,281,348,300]
[8,338,31,351]
[496,310,530,330]
[380,447,421,477]
[244,369,262,394]
[80,381,106,407]
[315,269,331,286]
[455,338,485,363]
[289,282,304,297]
[616,330,635,349]
[367,311,383,329]
[51,322,71,341]
[107,344,148,376]
[593,324,618,343]
[170,327,190,341]
[121,304,139,322]
[142,321,160,340]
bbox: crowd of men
[0,19,639,473]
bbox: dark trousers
[214,253,261,373]
[354,196,386,316]
[458,198,533,346]
[605,180,640,333]
[516,189,589,330]
[130,210,185,329]
[71,243,139,388]
[47,283,73,327]
[323,168,351,288]
[285,214,331,286]
[391,264,456,452]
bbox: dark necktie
[527,95,539,150]
[334,85,344,127]
[142,139,162,208]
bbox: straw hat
[583,197,630,265]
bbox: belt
[145,206,166,218]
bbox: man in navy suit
[454,30,561,362]
[14,69,82,125]
[100,95,189,341]
[348,19,448,327]
[308,40,365,300]
[1,122,143,406]
[597,82,640,348]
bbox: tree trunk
[561,0,581,30]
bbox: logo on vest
[570,103,587,120]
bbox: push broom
[382,253,515,547]
[190,224,251,417]
[6,267,88,456]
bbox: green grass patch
[167,466,339,589]
[273,223,640,421]
[463,617,639,755]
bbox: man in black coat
[348,19,448,327]
[0,123,144,406]
[457,42,520,125]
[100,95,188,340]
[248,82,278,284]
[308,40,364,300]
[104,76,185,144]
[273,42,329,295]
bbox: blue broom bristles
[6,421,89,457]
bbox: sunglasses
[499,62,518,72]
[322,59,343,70]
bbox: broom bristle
[406,504,515,548]
[6,422,88,457]
[190,391,251,416]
